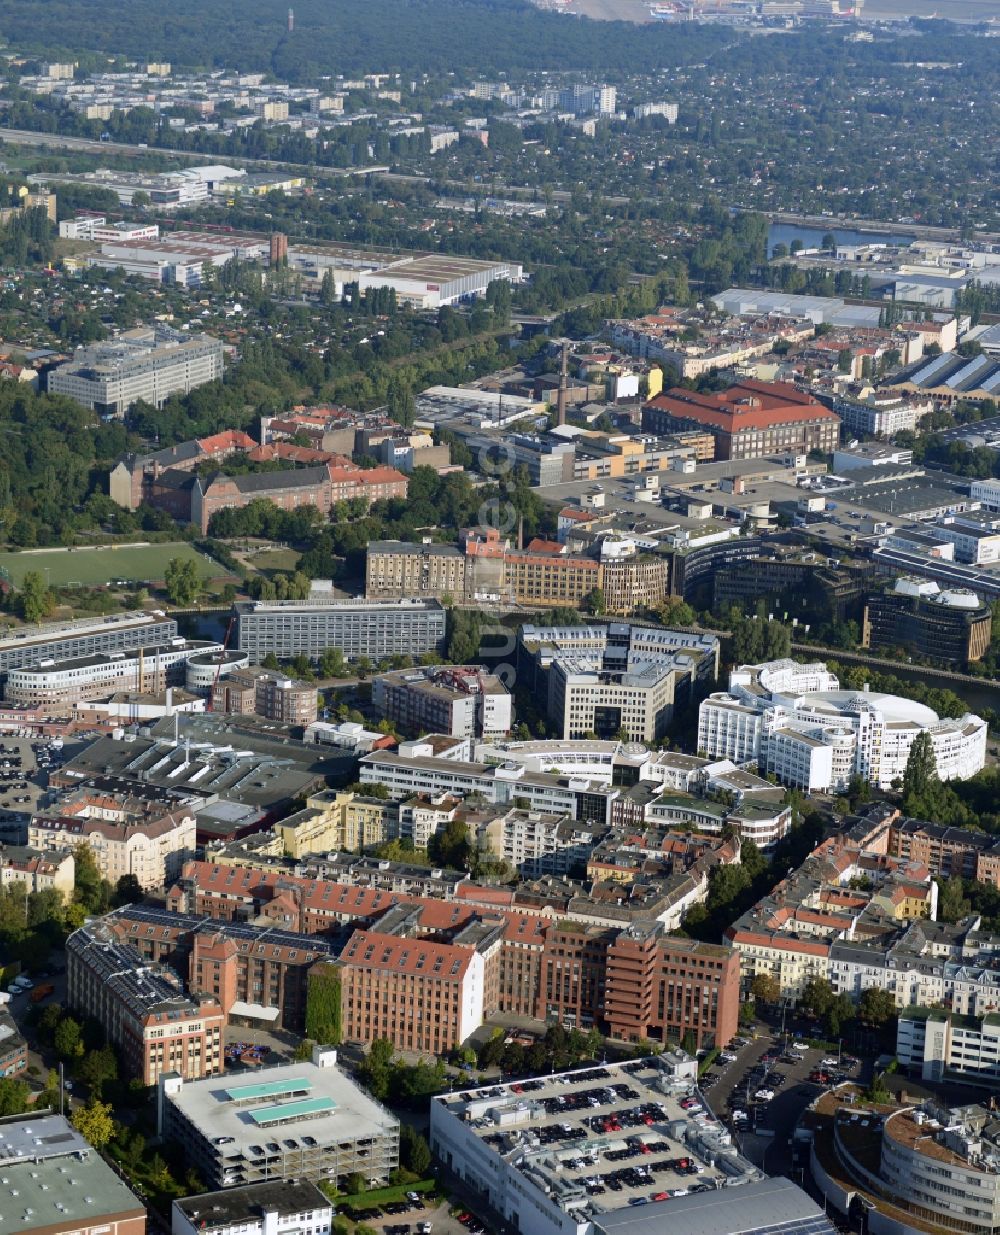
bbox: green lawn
[0,542,225,589]
[327,1178,438,1210]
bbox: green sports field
[0,542,223,589]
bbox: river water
[768,222,916,258]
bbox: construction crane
[206,615,236,711]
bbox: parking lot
[338,1192,450,1235]
[699,1027,862,1174]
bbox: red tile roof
[647,379,837,434]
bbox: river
[768,222,916,258]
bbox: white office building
[234,598,446,663]
[698,658,987,792]
[173,1181,333,1235]
[5,639,223,705]
[48,326,224,416]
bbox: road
[700,1022,865,1181]
[0,127,385,178]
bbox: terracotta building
[643,379,840,461]
[67,919,224,1084]
[338,928,494,1054]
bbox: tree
[18,572,54,624]
[582,588,606,615]
[114,874,144,906]
[902,731,937,804]
[821,233,837,251]
[73,843,110,914]
[750,973,780,1004]
[938,875,972,923]
[858,986,897,1028]
[77,1045,118,1098]
[319,646,346,678]
[400,1124,432,1176]
[54,1015,84,1062]
[71,1098,115,1149]
[163,557,201,606]
[429,817,471,870]
[800,977,835,1020]
[305,963,342,1046]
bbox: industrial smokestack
[556,340,569,427]
[287,6,294,30]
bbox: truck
[29,983,54,1004]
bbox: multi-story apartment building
[863,577,992,666]
[234,598,446,664]
[158,1048,399,1191]
[30,789,196,890]
[372,665,512,738]
[888,817,1000,887]
[0,1009,27,1078]
[643,378,839,460]
[275,789,393,856]
[211,666,318,725]
[0,610,178,679]
[5,638,223,706]
[48,325,224,415]
[67,920,224,1084]
[0,844,74,898]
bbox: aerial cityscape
[0,3,997,1235]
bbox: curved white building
[698,658,987,792]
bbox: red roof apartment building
[642,379,840,461]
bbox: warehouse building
[358,254,523,309]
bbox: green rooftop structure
[247,1097,337,1125]
[225,1078,312,1103]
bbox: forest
[3,0,728,78]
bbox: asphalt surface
[700,1027,863,1179]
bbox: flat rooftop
[0,1116,144,1235]
[594,1176,835,1235]
[175,1180,330,1230]
[167,1059,398,1167]
[435,1057,759,1218]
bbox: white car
[754,1089,774,1101]
[720,1052,738,1063]
[821,1058,839,1068]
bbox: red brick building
[643,379,839,460]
